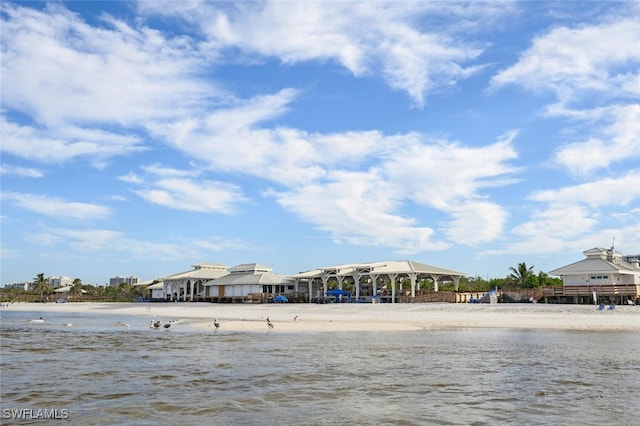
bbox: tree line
[2,262,561,302]
[1,273,148,303]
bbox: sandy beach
[4,302,639,332]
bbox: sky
[1,1,639,286]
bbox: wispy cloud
[121,166,248,214]
[1,117,146,165]
[490,16,640,104]
[489,11,640,177]
[1,3,220,127]
[490,172,640,255]
[139,1,511,107]
[29,227,254,262]
[0,164,45,178]
[550,104,640,176]
[155,90,520,250]
[2,192,111,220]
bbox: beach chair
[597,303,605,312]
[608,303,615,312]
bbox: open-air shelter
[292,260,465,303]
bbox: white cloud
[138,1,504,107]
[154,90,520,248]
[443,202,508,245]
[382,132,520,210]
[491,172,640,255]
[122,166,248,214]
[490,17,640,103]
[29,226,253,262]
[1,116,146,165]
[2,192,111,220]
[528,171,640,207]
[490,11,640,179]
[273,170,448,253]
[551,104,640,176]
[1,3,219,127]
[0,164,45,178]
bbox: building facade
[548,247,640,304]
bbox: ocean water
[1,310,639,426]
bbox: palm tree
[536,271,549,287]
[32,273,52,301]
[71,278,83,298]
[508,262,535,288]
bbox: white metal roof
[293,260,465,279]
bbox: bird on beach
[150,320,161,329]
[163,323,171,329]
[266,317,274,330]
[213,319,220,329]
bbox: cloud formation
[1,1,639,283]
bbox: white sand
[4,302,640,332]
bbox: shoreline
[3,302,640,332]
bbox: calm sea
[1,310,639,426]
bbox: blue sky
[1,1,639,285]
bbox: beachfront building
[162,263,229,302]
[203,263,295,303]
[50,276,72,288]
[132,279,165,301]
[548,247,640,304]
[292,260,465,303]
[147,282,165,300]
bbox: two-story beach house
[548,247,640,304]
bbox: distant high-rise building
[109,276,139,287]
[5,282,32,291]
[49,276,72,288]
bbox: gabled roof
[164,265,229,281]
[291,269,324,279]
[371,260,464,276]
[549,250,640,276]
[191,262,228,271]
[293,260,465,279]
[134,279,161,287]
[229,263,272,274]
[147,282,164,290]
[204,271,293,286]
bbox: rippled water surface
[1,310,639,425]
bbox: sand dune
[4,302,639,332]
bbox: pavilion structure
[292,260,465,303]
[162,263,228,302]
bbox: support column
[431,275,440,292]
[453,276,460,292]
[322,275,329,299]
[410,274,416,298]
[390,273,398,304]
[353,271,362,300]
[308,279,313,303]
[370,273,378,303]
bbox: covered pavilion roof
[293,260,465,280]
